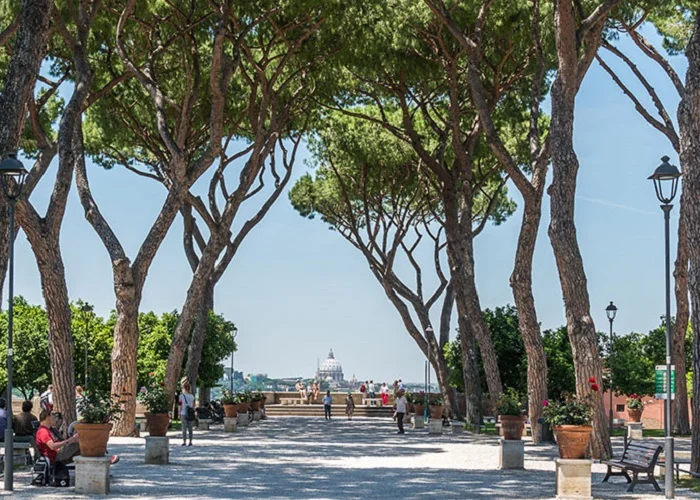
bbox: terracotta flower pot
[627,409,642,423]
[224,404,238,418]
[238,402,250,413]
[500,415,526,440]
[74,423,113,457]
[145,412,170,437]
[554,425,593,459]
[429,405,444,419]
[251,401,260,411]
[413,404,425,416]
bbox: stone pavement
[2,417,699,499]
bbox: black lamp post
[230,327,238,393]
[648,155,681,499]
[425,326,433,421]
[81,303,93,389]
[0,152,28,492]
[605,301,617,437]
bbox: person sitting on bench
[14,400,38,443]
[35,410,80,465]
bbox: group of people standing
[358,380,393,406]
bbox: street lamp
[81,303,93,389]
[605,301,617,437]
[230,327,238,393]
[0,152,28,492]
[425,326,432,421]
[648,155,682,499]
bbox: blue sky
[3,26,686,384]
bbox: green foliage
[428,393,444,406]
[604,332,655,397]
[542,327,576,401]
[137,381,170,414]
[236,391,252,403]
[197,312,236,390]
[77,391,123,424]
[541,394,594,426]
[496,388,525,416]
[626,395,644,411]
[220,389,238,405]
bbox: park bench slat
[602,440,662,493]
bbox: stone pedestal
[499,439,524,469]
[555,459,592,500]
[412,416,425,430]
[145,436,169,465]
[74,456,110,495]
[428,419,443,435]
[237,413,250,427]
[627,422,643,440]
[198,419,211,430]
[452,424,464,435]
[224,417,238,432]
[252,411,261,422]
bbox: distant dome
[316,349,344,383]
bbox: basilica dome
[316,349,344,383]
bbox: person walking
[179,378,195,446]
[395,389,408,434]
[345,393,355,420]
[322,390,333,420]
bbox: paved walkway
[2,417,699,499]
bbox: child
[322,390,333,420]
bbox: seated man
[35,410,80,465]
[14,400,38,443]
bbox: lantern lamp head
[648,156,681,205]
[605,301,617,321]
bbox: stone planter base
[499,439,524,469]
[75,456,110,495]
[145,436,169,465]
[412,416,425,430]
[198,419,211,430]
[252,411,261,422]
[555,459,592,499]
[452,424,464,435]
[626,422,643,440]
[224,417,238,432]
[428,419,443,435]
[237,413,250,427]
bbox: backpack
[186,406,196,421]
[50,462,70,487]
[40,393,52,412]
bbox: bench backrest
[621,441,663,471]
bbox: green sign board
[655,365,675,400]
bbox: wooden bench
[362,398,383,407]
[602,440,663,492]
[279,398,306,405]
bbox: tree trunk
[110,269,139,436]
[548,73,612,459]
[511,196,548,444]
[199,387,211,406]
[673,199,691,435]
[185,278,214,389]
[443,188,502,419]
[677,12,700,473]
[0,0,53,154]
[34,242,75,422]
[164,238,224,401]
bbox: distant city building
[315,349,344,384]
[248,373,268,382]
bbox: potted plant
[542,377,599,459]
[412,391,426,417]
[221,389,239,418]
[626,394,644,422]
[497,389,526,440]
[250,391,264,411]
[138,383,171,436]
[74,392,123,457]
[428,393,444,419]
[237,391,251,413]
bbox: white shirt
[179,393,195,417]
[396,396,408,413]
[380,386,388,395]
[369,383,375,393]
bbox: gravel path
[1,417,698,499]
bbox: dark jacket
[14,411,38,437]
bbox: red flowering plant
[626,394,644,411]
[542,377,600,426]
